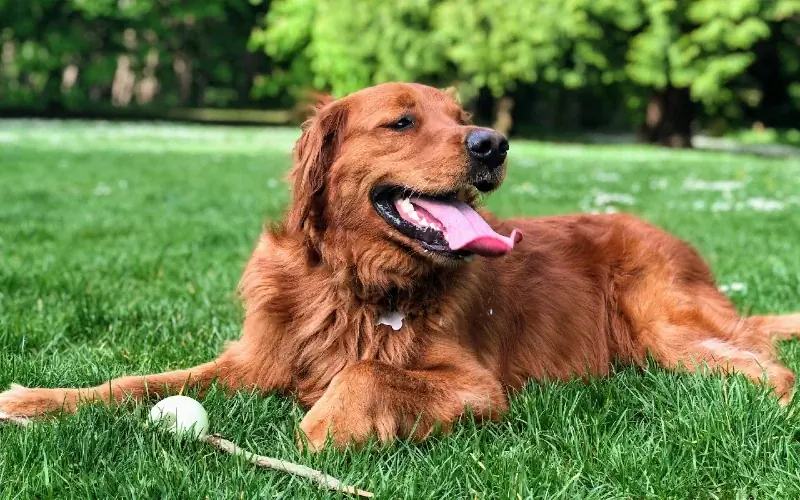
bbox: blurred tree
[254,0,621,134]
[2,0,797,140]
[431,0,624,135]
[618,0,800,147]
[0,0,274,114]
[253,0,800,147]
[743,4,800,129]
[250,0,451,102]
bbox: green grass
[2,119,800,499]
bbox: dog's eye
[385,115,415,131]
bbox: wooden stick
[202,434,373,498]
[0,413,371,497]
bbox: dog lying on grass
[2,82,798,450]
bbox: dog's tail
[748,313,800,341]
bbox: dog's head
[285,82,521,288]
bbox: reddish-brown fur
[1,83,798,450]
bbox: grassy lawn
[2,119,800,499]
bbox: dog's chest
[292,307,422,405]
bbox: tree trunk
[472,87,495,127]
[747,24,793,128]
[638,86,694,148]
[492,96,514,137]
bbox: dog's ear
[295,90,336,121]
[286,97,348,232]
[309,92,335,109]
[442,86,472,124]
[443,86,460,103]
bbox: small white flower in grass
[518,159,539,168]
[719,282,748,295]
[594,171,621,183]
[649,178,669,190]
[149,395,210,438]
[267,178,278,189]
[682,177,744,192]
[593,193,636,206]
[744,198,784,212]
[580,192,636,214]
[93,182,112,196]
[511,182,539,196]
[711,200,733,212]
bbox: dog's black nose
[466,129,508,170]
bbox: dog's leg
[0,312,292,419]
[298,344,507,451]
[0,358,238,418]
[747,313,800,340]
[623,277,796,404]
[645,322,796,405]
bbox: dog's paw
[297,405,370,452]
[0,384,74,418]
[296,375,397,452]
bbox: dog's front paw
[0,384,75,418]
[298,400,386,452]
[296,373,399,452]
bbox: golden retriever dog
[2,82,799,450]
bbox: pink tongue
[411,197,522,256]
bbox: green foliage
[253,0,449,98]
[254,0,800,124]
[433,0,616,95]
[1,0,798,134]
[621,0,784,108]
[0,0,273,111]
[254,0,624,98]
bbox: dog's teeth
[399,198,423,222]
[398,197,444,232]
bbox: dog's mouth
[371,186,522,259]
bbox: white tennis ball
[148,395,210,438]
